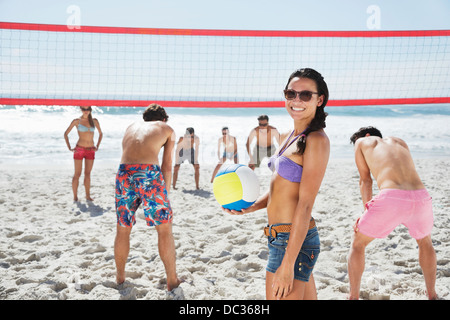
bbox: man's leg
[172,165,180,189]
[193,164,200,189]
[211,162,222,183]
[416,235,437,299]
[155,223,181,291]
[114,225,132,284]
[211,157,226,183]
[348,231,375,300]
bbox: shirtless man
[114,104,181,292]
[246,115,280,170]
[211,127,239,182]
[348,126,437,300]
[173,127,200,189]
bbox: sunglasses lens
[285,90,314,102]
[284,90,296,100]
[300,91,313,101]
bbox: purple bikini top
[267,129,307,183]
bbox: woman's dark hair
[80,106,95,127]
[350,126,383,144]
[285,68,329,155]
[143,103,169,122]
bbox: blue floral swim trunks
[115,164,173,227]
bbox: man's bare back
[120,120,175,191]
[121,120,174,165]
[355,136,424,191]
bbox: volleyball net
[1,22,449,108]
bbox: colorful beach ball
[213,164,260,211]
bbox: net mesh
[1,22,449,107]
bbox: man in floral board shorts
[114,104,181,292]
[348,126,437,300]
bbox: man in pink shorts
[348,126,437,300]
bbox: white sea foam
[1,104,449,166]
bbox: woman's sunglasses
[284,89,319,102]
[81,107,92,111]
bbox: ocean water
[0,104,450,167]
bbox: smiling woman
[223,68,330,300]
[263,68,329,300]
[283,68,329,155]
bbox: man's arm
[246,129,256,166]
[194,135,200,164]
[173,137,183,163]
[272,127,281,145]
[233,136,238,156]
[354,139,373,208]
[246,129,256,153]
[216,137,222,159]
[162,129,175,193]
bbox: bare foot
[428,293,438,300]
[167,277,183,291]
[116,273,125,285]
[86,197,94,201]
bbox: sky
[0,0,449,31]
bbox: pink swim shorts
[356,189,433,240]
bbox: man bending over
[348,126,437,300]
[114,104,181,292]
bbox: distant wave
[2,104,450,117]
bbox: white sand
[0,158,449,300]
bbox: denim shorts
[266,224,320,282]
